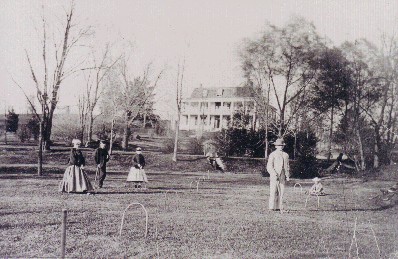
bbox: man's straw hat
[273,138,285,146]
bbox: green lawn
[1,167,397,258]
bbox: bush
[286,131,318,178]
[17,125,30,142]
[217,128,277,158]
[188,137,204,155]
[26,116,39,140]
[6,109,19,132]
[162,138,176,153]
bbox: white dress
[127,167,148,182]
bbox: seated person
[206,151,225,173]
[308,177,325,196]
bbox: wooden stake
[61,209,67,259]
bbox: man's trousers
[269,178,285,210]
[98,166,107,188]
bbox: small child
[309,177,325,196]
[126,147,148,188]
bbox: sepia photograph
[0,0,397,258]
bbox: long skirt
[126,167,148,182]
[59,165,93,193]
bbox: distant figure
[206,151,225,173]
[308,177,325,196]
[380,182,398,201]
[94,140,110,188]
[59,139,93,193]
[126,147,148,188]
[267,138,290,211]
[325,153,356,174]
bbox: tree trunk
[356,128,366,170]
[143,113,146,128]
[172,117,180,162]
[37,121,44,176]
[87,111,94,141]
[122,121,129,150]
[327,106,334,162]
[374,126,381,168]
[44,114,53,150]
[109,118,115,155]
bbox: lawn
[1,145,398,258]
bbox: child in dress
[309,177,325,196]
[126,147,148,188]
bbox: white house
[180,86,276,132]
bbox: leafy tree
[240,16,324,137]
[310,47,352,161]
[6,109,19,132]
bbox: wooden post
[61,209,67,259]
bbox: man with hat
[94,140,110,188]
[267,138,290,211]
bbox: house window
[215,102,221,109]
[214,116,220,128]
[200,102,208,110]
[183,115,188,125]
[216,88,224,96]
[223,102,231,109]
[201,115,207,125]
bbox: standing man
[94,140,110,188]
[266,138,290,211]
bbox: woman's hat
[72,139,81,145]
[312,177,321,182]
[273,138,285,146]
[136,147,142,151]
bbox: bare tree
[172,60,185,162]
[103,56,163,150]
[79,44,121,142]
[13,2,91,175]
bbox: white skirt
[126,167,148,182]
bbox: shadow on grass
[0,174,63,180]
[0,221,60,230]
[178,157,206,162]
[92,190,164,195]
[307,204,395,212]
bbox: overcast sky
[1,0,397,118]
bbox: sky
[0,0,397,118]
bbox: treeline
[238,17,397,170]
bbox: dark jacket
[94,148,110,167]
[133,154,145,169]
[68,148,85,167]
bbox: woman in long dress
[126,147,148,188]
[59,139,93,193]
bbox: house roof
[189,86,255,99]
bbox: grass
[1,144,398,258]
[1,168,397,258]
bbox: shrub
[162,137,176,153]
[286,131,318,178]
[26,116,39,140]
[17,125,30,142]
[6,109,19,132]
[188,137,204,155]
[217,128,276,158]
